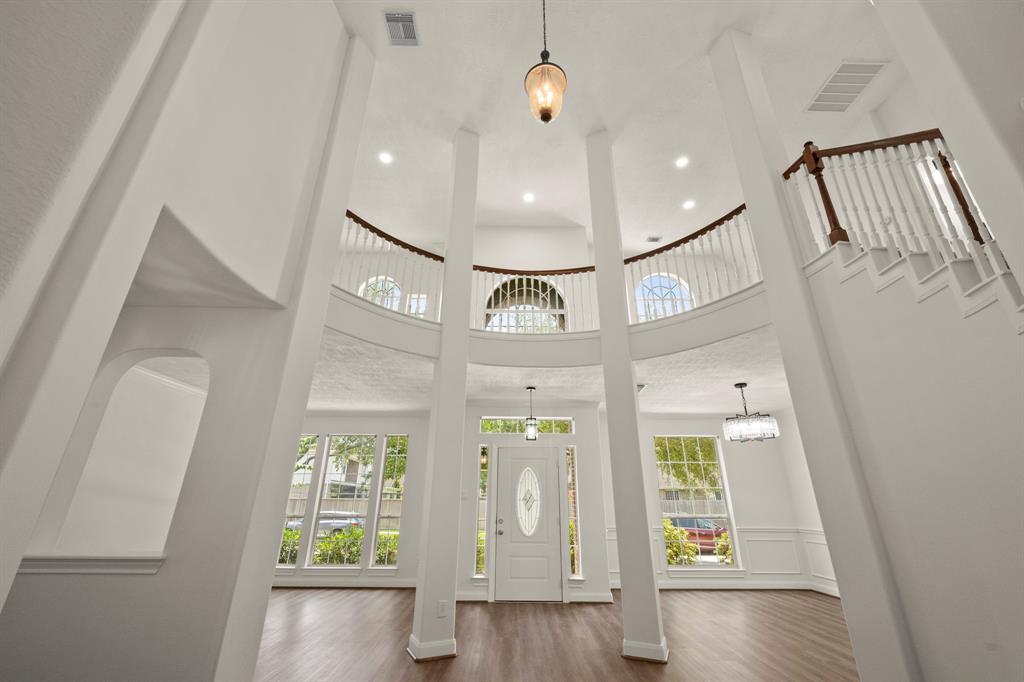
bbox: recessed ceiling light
[682,199,696,210]
[674,156,690,169]
[378,151,393,165]
[522,192,536,203]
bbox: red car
[669,517,726,551]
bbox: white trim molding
[406,634,457,661]
[18,554,166,575]
[622,636,670,663]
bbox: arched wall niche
[30,349,209,556]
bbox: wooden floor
[255,588,858,681]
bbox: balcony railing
[470,265,599,334]
[624,205,761,324]
[782,129,1011,281]
[335,208,763,333]
[336,211,445,322]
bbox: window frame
[652,434,740,570]
[635,272,693,323]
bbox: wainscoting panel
[744,537,802,575]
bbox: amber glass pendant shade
[524,56,567,124]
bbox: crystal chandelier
[525,386,538,441]
[523,0,567,124]
[723,382,779,443]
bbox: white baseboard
[273,576,416,588]
[568,590,614,603]
[622,636,669,662]
[407,634,457,660]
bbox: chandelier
[523,0,567,124]
[525,386,538,441]
[723,383,779,443]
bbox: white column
[214,34,375,681]
[586,130,668,663]
[408,128,479,660]
[709,30,921,681]
[872,0,1024,285]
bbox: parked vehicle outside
[668,517,726,551]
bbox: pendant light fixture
[525,386,538,441]
[723,383,780,443]
[524,0,567,124]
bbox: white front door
[493,446,563,601]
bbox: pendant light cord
[739,385,749,416]
[542,0,547,52]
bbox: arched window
[635,273,692,322]
[359,276,402,311]
[484,276,566,333]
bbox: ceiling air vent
[385,12,418,46]
[645,235,663,244]
[807,62,887,113]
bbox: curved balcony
[335,205,762,336]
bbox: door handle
[497,529,504,535]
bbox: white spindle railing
[624,205,762,324]
[782,130,1010,283]
[334,212,445,322]
[470,266,600,333]
[337,207,767,333]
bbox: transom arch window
[635,272,692,322]
[484,276,566,334]
[358,275,402,311]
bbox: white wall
[601,411,837,593]
[807,251,1023,681]
[54,365,206,555]
[167,0,341,303]
[474,225,591,270]
[872,76,936,139]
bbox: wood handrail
[472,264,596,275]
[623,204,747,264]
[345,210,445,262]
[347,203,750,274]
[782,128,944,179]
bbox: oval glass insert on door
[516,467,541,536]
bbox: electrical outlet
[436,599,449,618]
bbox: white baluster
[914,142,965,259]
[861,150,912,256]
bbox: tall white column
[408,128,479,660]
[214,34,375,681]
[586,130,668,663]
[872,0,1024,286]
[709,30,921,681]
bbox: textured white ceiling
[336,0,899,259]
[136,325,789,415]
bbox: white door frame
[485,442,571,603]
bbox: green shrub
[278,528,302,565]
[715,530,733,565]
[312,526,364,565]
[662,518,699,566]
[475,529,486,575]
[375,532,400,566]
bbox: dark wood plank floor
[255,588,858,681]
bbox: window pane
[475,446,489,576]
[373,435,407,567]
[655,435,735,567]
[479,417,574,435]
[312,434,375,566]
[566,446,582,577]
[278,435,318,566]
